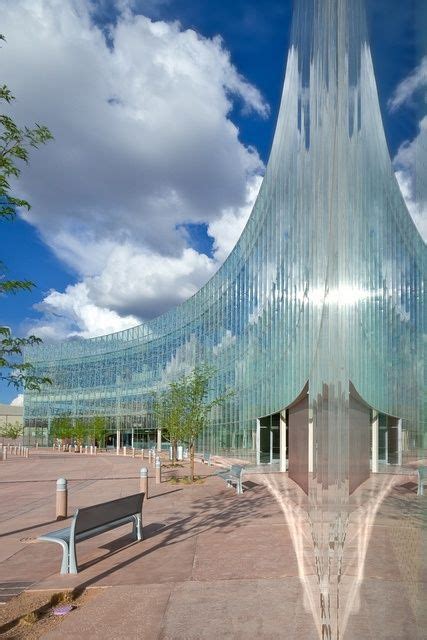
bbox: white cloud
[389,58,427,242]
[388,56,427,112]
[1,0,267,338]
[208,175,262,263]
[31,282,140,340]
[10,394,24,407]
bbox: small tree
[74,418,88,448]
[50,415,73,443]
[89,416,107,448]
[180,365,233,482]
[0,420,22,441]
[1,34,53,391]
[155,365,233,481]
[153,383,186,464]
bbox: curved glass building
[25,0,425,473]
[23,2,426,633]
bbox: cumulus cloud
[389,57,427,241]
[1,0,267,338]
[208,175,262,263]
[10,394,24,407]
[388,56,427,112]
[31,282,140,340]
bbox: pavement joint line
[157,583,175,640]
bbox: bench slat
[74,493,143,535]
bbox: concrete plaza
[0,449,425,639]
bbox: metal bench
[217,464,245,494]
[417,466,426,496]
[38,492,144,574]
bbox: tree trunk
[172,438,177,464]
[190,441,195,483]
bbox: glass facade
[24,0,425,465]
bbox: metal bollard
[123,446,127,457]
[155,456,162,484]
[56,478,68,520]
[140,466,148,498]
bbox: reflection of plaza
[260,470,426,639]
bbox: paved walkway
[0,450,425,639]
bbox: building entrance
[259,413,281,464]
[377,413,402,466]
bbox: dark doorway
[259,413,281,464]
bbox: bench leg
[42,538,70,575]
[68,539,78,574]
[132,514,143,541]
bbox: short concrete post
[94,446,97,455]
[56,478,68,520]
[148,449,152,464]
[123,446,127,457]
[141,448,144,459]
[132,447,135,458]
[155,456,162,484]
[85,445,88,454]
[36,442,39,450]
[2,446,7,461]
[53,443,56,451]
[14,445,17,455]
[25,447,29,458]
[140,466,148,498]
[79,445,83,454]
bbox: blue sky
[1,0,426,403]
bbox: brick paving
[0,449,425,639]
